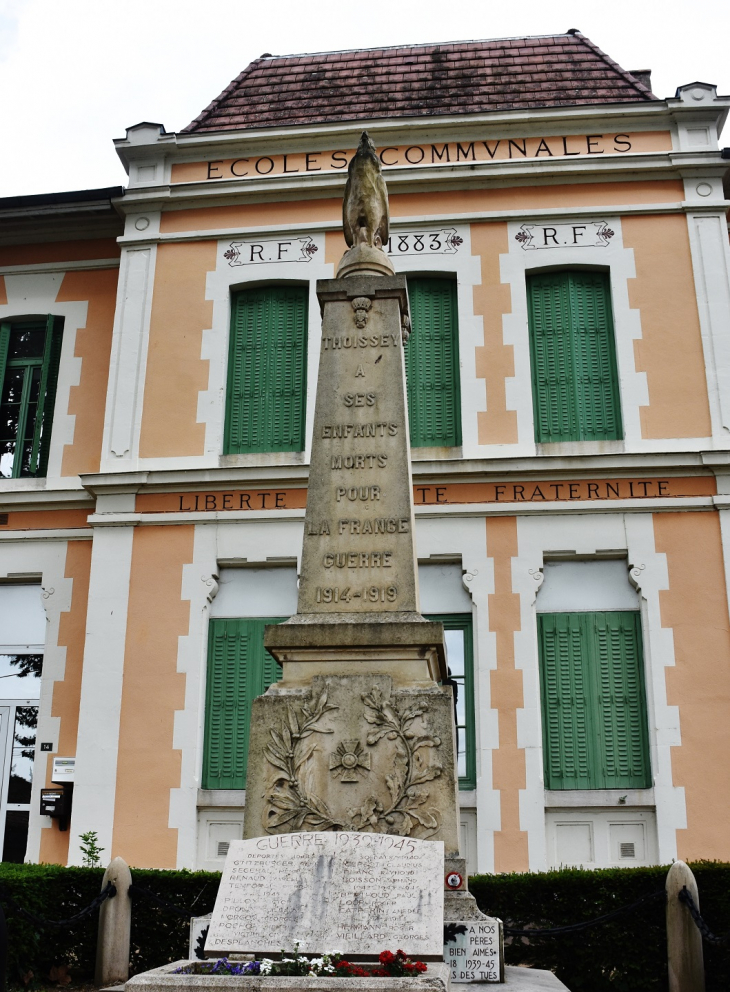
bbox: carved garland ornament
[264,686,443,837]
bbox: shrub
[1,860,729,990]
[470,861,730,992]
[0,862,220,986]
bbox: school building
[1,30,730,873]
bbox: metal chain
[128,884,192,918]
[503,888,665,938]
[0,881,116,929]
[679,886,729,945]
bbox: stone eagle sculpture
[343,131,389,249]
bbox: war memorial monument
[127,134,569,992]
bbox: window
[426,614,475,790]
[0,316,63,478]
[527,270,622,443]
[202,617,284,790]
[405,277,461,448]
[538,610,651,790]
[224,286,308,454]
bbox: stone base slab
[126,961,451,992]
[124,962,569,990]
[503,967,570,989]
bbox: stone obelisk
[245,132,459,860]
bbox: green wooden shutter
[405,277,461,448]
[34,315,64,477]
[593,612,651,788]
[538,613,591,789]
[528,271,622,443]
[539,611,650,790]
[224,286,307,454]
[202,617,284,789]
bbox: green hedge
[2,861,729,990]
[0,863,220,986]
[470,861,730,992]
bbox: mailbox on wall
[40,787,71,829]
[51,757,75,783]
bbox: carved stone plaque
[297,276,418,614]
[444,920,503,983]
[244,675,460,856]
[205,831,444,957]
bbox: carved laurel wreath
[264,686,443,837]
[264,688,341,831]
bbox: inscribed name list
[298,287,419,614]
[205,831,444,957]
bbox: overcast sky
[0,0,727,198]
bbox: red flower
[415,961,427,973]
[379,951,395,965]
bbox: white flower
[259,959,273,975]
[309,957,324,973]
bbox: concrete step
[504,966,571,989]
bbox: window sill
[545,788,654,809]
[197,789,246,807]
[536,440,625,457]
[219,452,307,469]
[411,445,463,461]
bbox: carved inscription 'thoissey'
[298,283,418,614]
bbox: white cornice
[0,258,120,276]
[116,200,728,249]
[115,149,728,217]
[82,494,716,527]
[0,451,721,516]
[76,450,719,494]
[114,97,730,168]
[0,529,93,541]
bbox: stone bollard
[666,860,705,992]
[95,856,132,987]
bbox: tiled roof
[183,31,657,134]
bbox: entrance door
[0,701,38,862]
[0,585,45,862]
[0,706,13,858]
